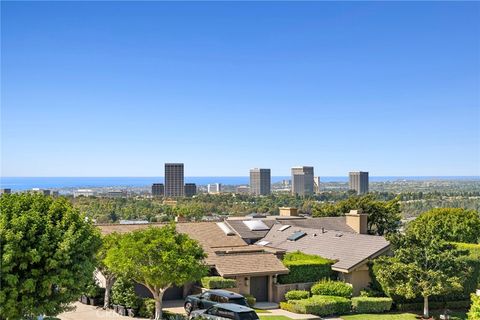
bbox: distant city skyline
[2,2,479,177]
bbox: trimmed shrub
[359,288,385,297]
[285,290,310,301]
[138,298,155,319]
[311,280,353,298]
[201,276,236,289]
[280,295,351,316]
[278,252,334,284]
[468,293,480,320]
[245,294,256,308]
[351,297,392,313]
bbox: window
[243,220,269,231]
[228,298,248,306]
[217,309,235,319]
[287,231,307,241]
[237,311,259,320]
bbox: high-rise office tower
[314,176,321,193]
[249,168,271,195]
[207,183,222,194]
[184,183,197,197]
[165,163,184,197]
[349,171,369,195]
[152,183,165,197]
[291,166,314,196]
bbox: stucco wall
[271,282,316,303]
[338,265,371,296]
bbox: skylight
[216,222,235,236]
[243,220,269,231]
[278,225,291,232]
[287,231,307,241]
[257,240,270,246]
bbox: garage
[134,283,184,301]
[250,276,269,302]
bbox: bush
[468,293,480,320]
[285,290,310,301]
[111,278,139,308]
[280,295,351,316]
[278,252,334,284]
[359,288,385,297]
[245,294,256,307]
[351,297,392,313]
[311,280,353,298]
[138,298,155,319]
[201,276,236,289]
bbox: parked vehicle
[184,290,248,315]
[189,303,259,320]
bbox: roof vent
[335,233,343,237]
[257,240,270,246]
[287,231,307,241]
[216,222,235,236]
[243,220,269,231]
[278,225,291,232]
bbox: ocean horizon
[1,176,479,190]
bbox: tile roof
[224,219,277,240]
[276,217,356,233]
[260,224,390,273]
[96,222,288,277]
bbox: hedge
[396,300,471,312]
[311,280,353,298]
[351,297,392,313]
[285,290,310,301]
[468,293,480,320]
[278,251,334,284]
[201,276,236,289]
[280,295,351,316]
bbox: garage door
[134,283,184,300]
[250,276,268,302]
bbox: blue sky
[1,1,479,177]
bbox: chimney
[279,207,299,217]
[345,209,368,234]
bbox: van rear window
[237,311,259,320]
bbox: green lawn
[341,310,467,320]
[254,309,271,314]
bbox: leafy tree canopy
[104,224,208,320]
[375,233,470,318]
[0,194,101,319]
[312,194,401,235]
[407,208,480,244]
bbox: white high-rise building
[349,171,369,195]
[207,183,222,194]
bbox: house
[97,221,288,302]
[257,211,390,295]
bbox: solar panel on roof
[287,231,307,241]
[278,225,291,232]
[243,220,269,231]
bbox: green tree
[0,194,101,319]
[97,232,122,308]
[375,233,469,318]
[312,195,401,235]
[407,208,480,244]
[105,224,207,320]
[468,293,480,320]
